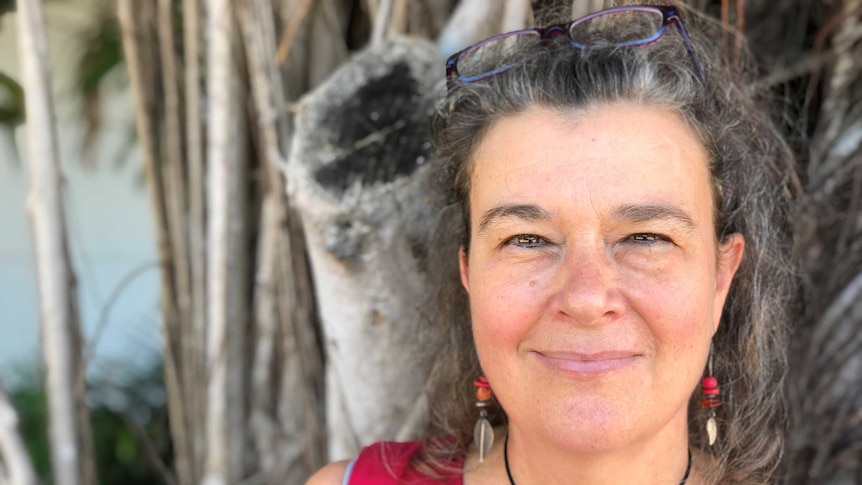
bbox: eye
[506,234,547,248]
[628,233,669,244]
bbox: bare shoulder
[305,459,352,485]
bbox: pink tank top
[345,440,464,484]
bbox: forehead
[468,102,713,223]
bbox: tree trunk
[182,0,208,478]
[17,0,96,483]
[569,0,604,19]
[502,0,533,31]
[0,386,37,485]
[238,1,327,481]
[117,2,195,484]
[202,1,248,483]
[437,0,504,57]
[784,0,862,481]
[286,37,445,459]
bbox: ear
[459,247,470,293]
[712,233,745,332]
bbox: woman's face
[460,103,744,453]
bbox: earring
[700,345,722,447]
[473,375,494,463]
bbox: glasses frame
[445,5,705,89]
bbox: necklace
[503,434,692,485]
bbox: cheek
[630,277,715,378]
[627,261,717,338]
[628,251,717,318]
[469,274,547,357]
[624,279,713,400]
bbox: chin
[536,396,644,453]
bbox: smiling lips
[534,350,641,375]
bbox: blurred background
[2,1,165,483]
[0,0,161,389]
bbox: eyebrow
[477,204,552,234]
[611,203,697,230]
[476,202,698,234]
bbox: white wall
[0,0,161,388]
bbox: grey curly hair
[419,3,798,484]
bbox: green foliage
[73,0,126,154]
[89,404,172,485]
[0,0,14,17]
[11,383,52,482]
[0,70,25,127]
[10,363,173,485]
[75,3,124,101]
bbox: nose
[553,244,624,325]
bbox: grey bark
[202,1,248,483]
[17,0,95,483]
[371,0,395,44]
[238,1,326,481]
[785,0,862,482]
[182,0,207,479]
[569,0,605,19]
[238,1,284,475]
[437,0,504,57]
[286,37,445,460]
[0,386,37,485]
[503,0,534,31]
[118,2,193,484]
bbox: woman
[310,3,796,484]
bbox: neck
[503,422,693,485]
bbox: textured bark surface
[202,2,249,484]
[239,1,326,482]
[117,3,191,484]
[18,0,95,483]
[287,37,445,459]
[781,0,862,481]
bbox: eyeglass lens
[457,32,541,80]
[457,9,667,81]
[569,9,664,47]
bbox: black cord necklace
[503,434,692,485]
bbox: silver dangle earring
[700,344,722,447]
[473,375,494,462]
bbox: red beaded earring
[700,346,722,447]
[473,376,493,463]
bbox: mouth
[532,351,641,376]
